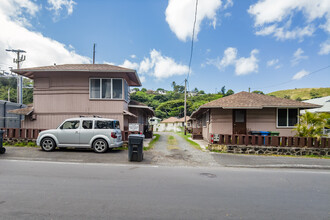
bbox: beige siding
[22,113,124,130]
[23,72,129,129]
[205,108,296,137]
[209,109,233,135]
[246,108,296,136]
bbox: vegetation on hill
[130,84,232,119]
[267,88,330,100]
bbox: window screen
[102,79,111,99]
[288,109,298,126]
[278,109,287,126]
[113,79,123,99]
[90,79,100,98]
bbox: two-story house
[10,64,154,135]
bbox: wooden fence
[0,128,144,142]
[211,134,330,148]
[0,128,45,140]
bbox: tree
[284,95,291,99]
[252,90,264,95]
[226,89,234,96]
[141,88,147,92]
[295,97,302,101]
[220,86,226,96]
[293,112,327,138]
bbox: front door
[233,110,246,134]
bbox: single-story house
[9,64,154,135]
[155,116,190,132]
[190,91,320,141]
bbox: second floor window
[90,78,125,100]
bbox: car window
[61,120,80,129]
[82,120,93,129]
[95,120,114,129]
[114,120,120,129]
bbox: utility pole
[6,49,26,104]
[184,79,187,135]
[248,87,251,93]
[93,43,96,64]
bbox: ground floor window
[277,108,298,127]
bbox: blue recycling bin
[259,131,270,145]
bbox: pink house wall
[23,72,129,129]
[206,108,296,138]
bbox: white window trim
[89,78,128,100]
[276,108,299,128]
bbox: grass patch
[167,135,179,150]
[176,132,202,150]
[144,134,160,151]
[209,150,330,159]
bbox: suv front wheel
[41,137,56,152]
[93,139,108,153]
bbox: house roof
[161,117,179,123]
[176,116,190,122]
[128,100,155,116]
[301,96,330,113]
[191,91,321,118]
[12,64,142,86]
[7,106,33,115]
[160,116,188,123]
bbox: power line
[256,64,330,90]
[187,0,198,81]
[184,0,199,135]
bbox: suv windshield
[95,120,120,129]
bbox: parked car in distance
[36,117,123,153]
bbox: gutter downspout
[3,102,6,128]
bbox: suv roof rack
[93,115,102,118]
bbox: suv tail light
[111,132,117,139]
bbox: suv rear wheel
[41,137,56,152]
[93,139,108,153]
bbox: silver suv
[36,117,123,153]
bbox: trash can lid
[128,134,145,139]
[259,131,270,134]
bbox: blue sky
[1,0,329,93]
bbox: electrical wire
[187,0,198,81]
[256,64,330,90]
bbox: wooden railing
[211,134,330,148]
[0,128,45,140]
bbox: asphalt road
[0,160,329,220]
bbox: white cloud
[0,0,90,71]
[223,0,233,9]
[120,60,139,70]
[165,0,222,41]
[292,69,310,80]
[119,49,189,80]
[139,76,146,83]
[207,47,259,75]
[235,49,259,75]
[319,40,330,55]
[291,48,308,66]
[248,0,330,40]
[130,54,137,59]
[140,49,189,79]
[47,0,76,21]
[267,59,278,67]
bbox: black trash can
[249,131,261,135]
[128,134,144,162]
[0,130,6,154]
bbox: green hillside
[268,88,330,100]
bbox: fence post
[238,135,244,145]
[271,136,279,146]
[257,136,263,146]
[300,137,307,147]
[307,137,313,148]
[320,138,326,148]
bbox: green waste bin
[268,131,280,136]
[0,130,6,154]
